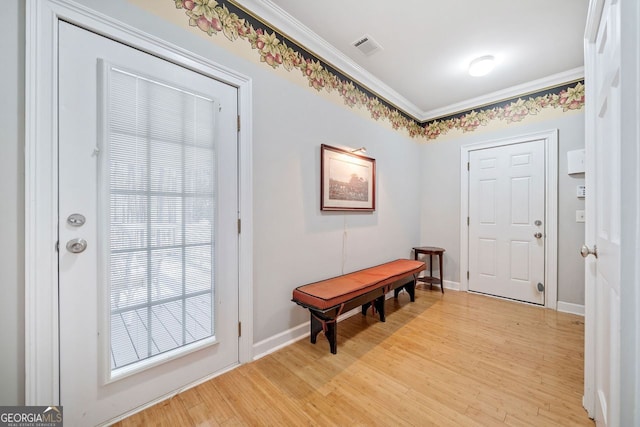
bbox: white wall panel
[510,240,530,281]
[511,177,531,225]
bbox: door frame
[25,0,254,405]
[459,130,558,309]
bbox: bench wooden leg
[374,296,386,322]
[309,310,338,354]
[363,299,385,321]
[310,312,323,345]
[393,279,416,302]
[406,279,416,302]
[361,302,371,316]
[326,321,337,354]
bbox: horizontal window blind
[106,67,217,371]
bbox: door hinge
[237,115,241,132]
[238,322,242,337]
[55,241,59,252]
[237,218,241,234]
[467,217,470,226]
[467,271,470,280]
[467,162,470,171]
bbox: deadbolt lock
[67,213,86,227]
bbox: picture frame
[321,144,376,211]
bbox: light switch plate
[576,210,585,223]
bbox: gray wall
[3,0,423,404]
[2,0,587,406]
[250,70,423,341]
[0,0,25,406]
[92,0,424,342]
[420,113,586,305]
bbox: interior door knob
[534,232,543,239]
[580,244,598,259]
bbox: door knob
[534,232,543,239]
[66,238,88,254]
[580,244,598,259]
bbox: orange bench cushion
[292,259,425,310]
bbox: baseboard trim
[557,301,585,316]
[252,321,308,361]
[444,280,460,291]
[253,288,442,360]
[416,280,460,291]
[252,306,364,360]
[253,284,463,360]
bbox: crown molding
[233,1,584,124]
[421,67,585,121]
[233,0,424,119]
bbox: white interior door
[58,22,239,425]
[584,0,621,425]
[468,140,545,304]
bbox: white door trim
[25,0,254,405]
[460,130,558,309]
[619,0,640,422]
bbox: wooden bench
[291,259,426,354]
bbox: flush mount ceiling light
[468,55,496,77]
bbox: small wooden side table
[412,246,445,293]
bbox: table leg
[439,253,444,294]
[429,254,433,290]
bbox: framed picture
[321,144,376,211]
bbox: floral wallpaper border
[425,80,584,139]
[174,0,585,141]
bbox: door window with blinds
[100,63,219,378]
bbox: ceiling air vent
[352,34,383,56]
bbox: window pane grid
[111,189,215,198]
[107,67,216,372]
[111,289,212,316]
[111,242,212,255]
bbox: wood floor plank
[114,290,594,426]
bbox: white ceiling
[237,0,589,120]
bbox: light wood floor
[115,287,594,426]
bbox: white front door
[58,22,239,425]
[583,0,622,425]
[468,140,545,304]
